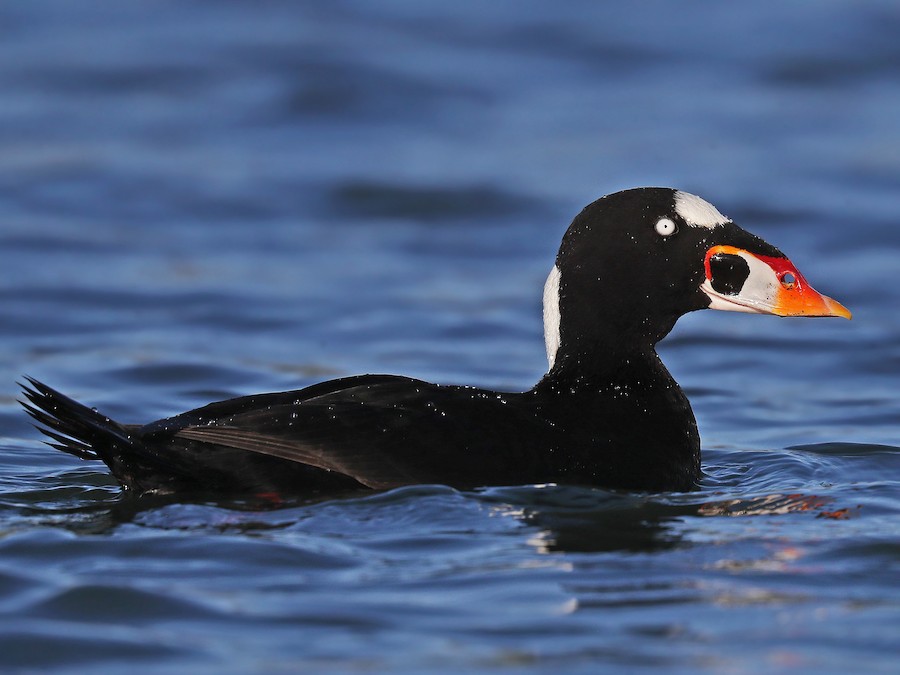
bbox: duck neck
[539,341,668,395]
[542,263,679,374]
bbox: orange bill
[700,245,851,319]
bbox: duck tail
[18,376,133,464]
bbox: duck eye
[780,272,797,290]
[655,218,677,237]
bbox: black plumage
[20,188,850,496]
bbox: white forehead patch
[674,191,729,228]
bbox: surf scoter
[21,188,850,495]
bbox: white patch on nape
[674,191,730,228]
[542,265,561,369]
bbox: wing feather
[157,377,545,489]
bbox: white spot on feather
[543,264,561,369]
[674,191,729,228]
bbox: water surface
[1,2,898,673]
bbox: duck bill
[700,245,852,319]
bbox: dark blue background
[1,2,897,673]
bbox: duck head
[543,187,850,370]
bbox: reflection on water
[8,445,893,555]
[0,440,898,671]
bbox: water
[1,1,898,672]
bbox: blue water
[1,1,899,672]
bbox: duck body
[21,188,850,496]
[22,352,697,495]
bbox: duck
[20,187,851,496]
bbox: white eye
[655,218,677,237]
